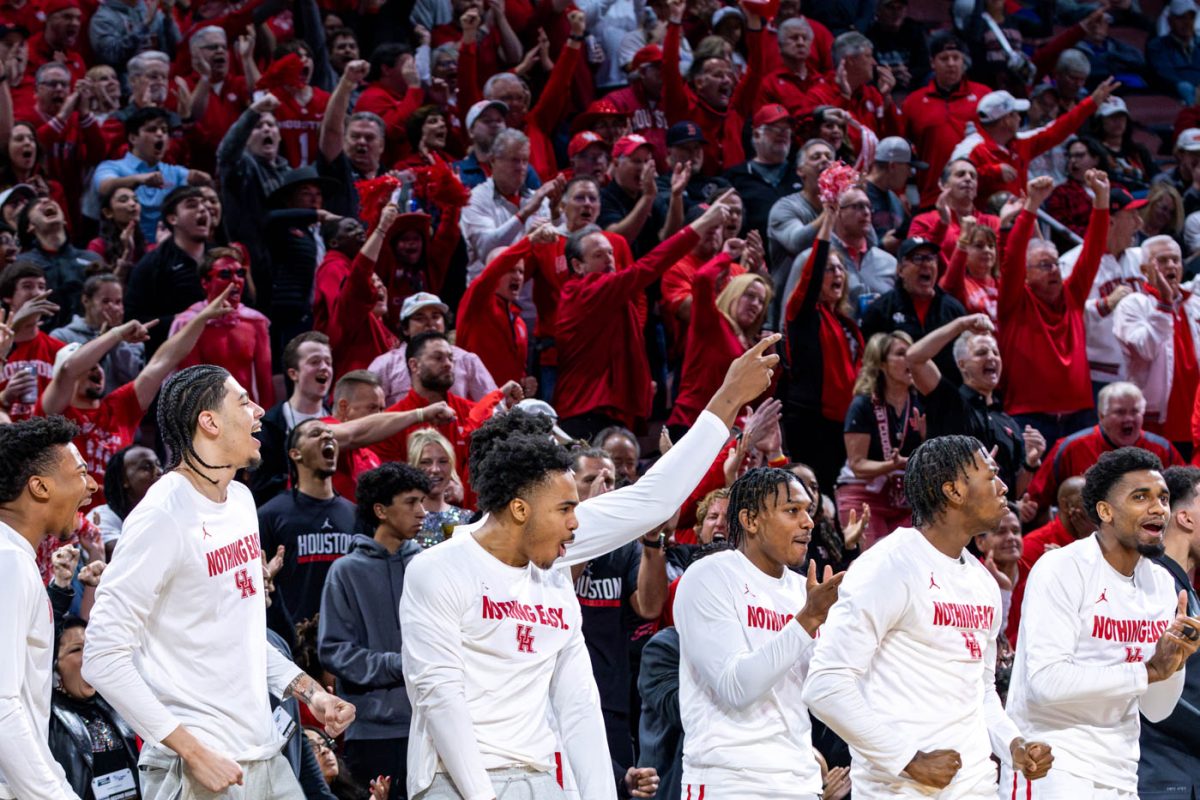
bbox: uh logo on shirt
[203,531,263,600]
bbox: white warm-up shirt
[0,523,76,800]
[1006,535,1183,793]
[402,409,731,800]
[675,550,821,796]
[82,473,303,760]
[803,527,1020,799]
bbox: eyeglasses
[38,79,69,89]
[216,268,247,279]
[839,202,871,213]
[1028,259,1059,271]
[907,253,938,264]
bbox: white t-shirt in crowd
[803,527,1021,799]
[83,472,303,761]
[1006,534,1184,793]
[675,549,822,797]
[0,522,77,800]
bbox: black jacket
[124,237,207,355]
[722,160,802,243]
[48,693,140,798]
[860,286,966,383]
[636,627,682,800]
[1138,555,1200,799]
[249,401,294,506]
[780,240,863,416]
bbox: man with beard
[38,288,234,510]
[259,418,357,627]
[1025,383,1183,514]
[1005,448,1200,798]
[372,330,521,506]
[124,186,212,356]
[84,366,357,800]
[804,437,1055,798]
[722,104,802,243]
[0,416,97,799]
[169,249,274,407]
[183,26,255,173]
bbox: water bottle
[20,365,37,405]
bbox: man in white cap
[1147,0,1200,103]
[453,99,525,191]
[367,292,497,406]
[950,78,1117,207]
[1155,127,1200,194]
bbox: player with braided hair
[83,366,357,800]
[804,436,1053,798]
[401,336,782,800]
[674,467,842,799]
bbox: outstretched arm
[41,319,155,415]
[134,287,236,410]
[320,60,368,164]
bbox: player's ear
[941,478,964,506]
[1096,499,1113,524]
[288,447,302,464]
[195,407,221,438]
[509,496,530,524]
[738,507,757,537]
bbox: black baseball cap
[667,121,706,147]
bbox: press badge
[274,705,297,741]
[92,767,137,799]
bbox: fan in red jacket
[354,44,426,168]
[312,217,366,334]
[327,205,400,380]
[803,32,901,143]
[949,78,1116,209]
[601,46,667,167]
[757,16,824,117]
[552,190,736,439]
[901,32,992,207]
[997,172,1108,446]
[661,0,764,176]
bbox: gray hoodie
[317,534,422,740]
[49,315,145,397]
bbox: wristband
[768,454,788,468]
[416,407,425,423]
[641,532,665,550]
[568,33,585,41]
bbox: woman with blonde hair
[833,329,925,547]
[665,255,774,438]
[406,427,471,548]
[1139,182,1184,244]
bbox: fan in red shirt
[757,17,825,116]
[0,262,65,421]
[321,368,455,503]
[661,0,764,176]
[326,202,399,378]
[455,227,548,387]
[169,248,274,407]
[312,216,366,333]
[179,25,253,174]
[25,0,85,83]
[1025,383,1184,513]
[263,42,330,168]
[803,32,901,143]
[602,46,668,168]
[370,330,516,506]
[900,32,991,207]
[998,173,1108,447]
[354,43,426,168]
[666,254,772,437]
[552,189,736,440]
[1005,476,1091,645]
[950,79,1115,209]
[36,287,234,509]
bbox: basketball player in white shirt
[1005,447,1200,799]
[83,366,356,799]
[674,466,843,799]
[803,435,1054,798]
[0,417,97,800]
[401,336,781,800]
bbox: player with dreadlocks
[673,466,843,799]
[401,336,783,800]
[803,435,1054,798]
[83,366,357,800]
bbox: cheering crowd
[3,0,1200,796]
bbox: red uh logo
[515,624,536,654]
[961,632,983,660]
[1125,646,1144,663]
[234,568,257,599]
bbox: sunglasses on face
[216,268,247,280]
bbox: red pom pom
[817,162,862,206]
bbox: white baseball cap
[514,398,574,444]
[1096,96,1129,118]
[1178,128,1200,152]
[1168,0,1197,16]
[977,90,1030,124]
[399,292,449,321]
[465,99,508,131]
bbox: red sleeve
[428,205,462,293]
[1065,207,1109,307]
[333,252,382,344]
[676,442,736,530]
[460,237,533,335]
[1031,23,1086,79]
[457,41,481,119]
[357,86,427,143]
[939,241,969,303]
[998,208,1035,318]
[907,212,938,243]
[528,42,582,133]
[36,117,67,147]
[467,388,506,430]
[1016,97,1097,162]
[730,27,765,119]
[79,114,108,162]
[1026,448,1058,510]
[662,22,691,124]
[693,254,732,329]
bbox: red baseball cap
[627,44,662,72]
[570,98,630,134]
[568,130,609,159]
[752,103,792,127]
[612,134,653,160]
[40,0,80,16]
